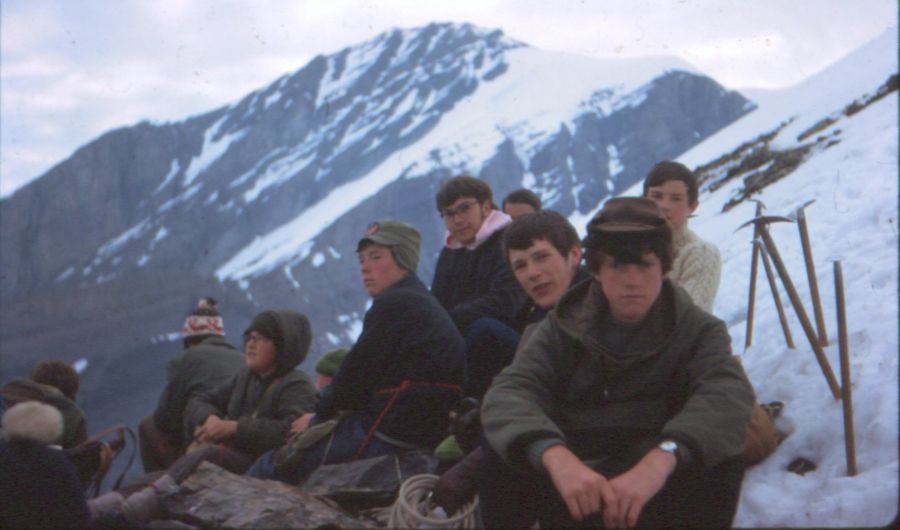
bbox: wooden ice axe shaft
[834,260,857,476]
[759,228,841,399]
[796,203,828,346]
[744,200,765,350]
[755,239,795,349]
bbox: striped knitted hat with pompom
[182,297,225,338]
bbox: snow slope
[640,28,897,527]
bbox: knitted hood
[245,309,312,375]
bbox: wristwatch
[657,439,681,463]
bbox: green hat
[315,348,349,377]
[356,220,421,273]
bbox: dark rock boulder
[303,450,440,511]
[161,462,372,529]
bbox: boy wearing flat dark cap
[479,198,754,529]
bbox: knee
[465,318,501,344]
[138,415,156,438]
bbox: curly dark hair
[502,189,542,211]
[31,360,80,401]
[503,210,579,263]
[435,176,493,210]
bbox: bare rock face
[161,462,373,529]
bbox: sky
[1,0,896,198]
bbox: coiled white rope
[388,473,480,529]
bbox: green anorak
[482,278,754,471]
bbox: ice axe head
[736,215,795,233]
[748,198,767,215]
[792,199,816,221]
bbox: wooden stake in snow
[834,260,857,476]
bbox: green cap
[356,220,422,273]
[315,348,349,377]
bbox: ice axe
[792,200,828,346]
[744,199,766,350]
[738,215,842,399]
[753,238,795,349]
[833,260,857,476]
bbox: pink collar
[444,209,512,250]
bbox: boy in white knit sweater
[643,161,721,312]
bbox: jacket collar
[554,278,687,364]
[444,209,511,250]
[377,273,425,297]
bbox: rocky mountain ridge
[0,23,752,457]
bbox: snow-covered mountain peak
[212,41,731,282]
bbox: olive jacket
[482,279,754,471]
[184,310,318,457]
[152,335,245,444]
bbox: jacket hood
[444,209,511,250]
[246,309,312,374]
[554,278,695,369]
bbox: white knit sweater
[669,223,721,313]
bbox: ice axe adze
[744,199,766,350]
[793,199,829,347]
[738,215,842,399]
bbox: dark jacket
[316,275,466,448]
[431,228,527,332]
[0,438,91,529]
[483,279,754,471]
[185,310,318,457]
[0,379,87,449]
[153,335,245,444]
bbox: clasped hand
[193,414,238,443]
[543,445,675,528]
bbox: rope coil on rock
[388,473,479,529]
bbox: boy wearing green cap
[248,220,465,484]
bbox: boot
[433,446,484,515]
[119,473,178,523]
[88,491,125,520]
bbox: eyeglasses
[440,200,479,219]
[243,332,272,344]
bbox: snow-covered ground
[655,29,897,527]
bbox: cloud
[1,0,896,197]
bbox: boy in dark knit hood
[186,309,316,455]
[88,309,319,526]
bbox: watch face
[659,440,678,453]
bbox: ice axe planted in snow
[752,238,795,349]
[738,215,842,400]
[792,200,829,347]
[833,260,857,476]
[744,199,766,351]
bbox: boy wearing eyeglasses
[431,176,527,334]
